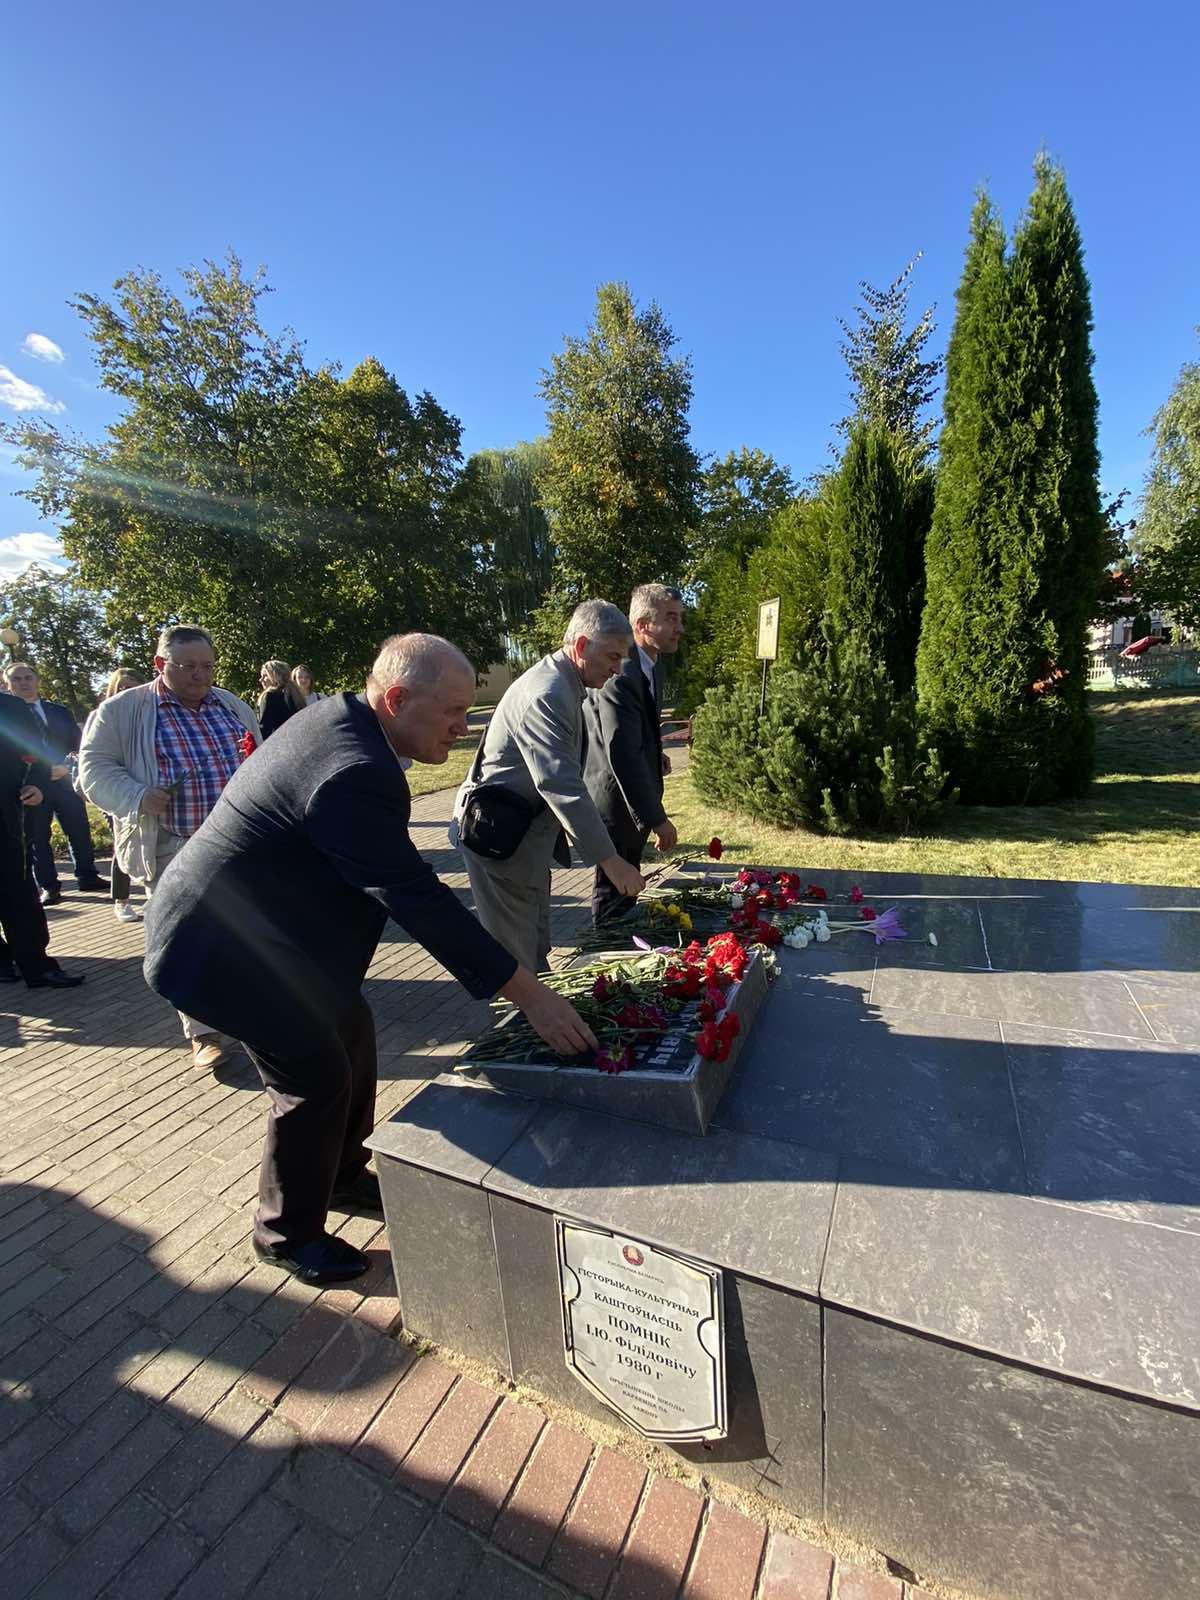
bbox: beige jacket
[78,681,260,882]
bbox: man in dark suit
[3,663,107,904]
[144,633,598,1287]
[0,690,86,988]
[583,583,685,925]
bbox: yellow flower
[679,913,693,932]
[666,904,682,920]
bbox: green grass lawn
[405,737,477,797]
[662,688,1200,887]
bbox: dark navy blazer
[144,693,517,1057]
[28,699,81,766]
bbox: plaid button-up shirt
[153,679,245,839]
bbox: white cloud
[0,532,65,578]
[22,332,65,363]
[0,365,66,415]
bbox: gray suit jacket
[455,651,615,868]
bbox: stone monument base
[367,870,1200,1600]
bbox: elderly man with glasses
[79,624,261,1069]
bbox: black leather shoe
[330,1169,383,1215]
[26,968,86,989]
[39,888,63,906]
[77,877,110,893]
[252,1233,370,1285]
[0,961,18,983]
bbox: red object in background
[708,836,723,859]
[238,729,258,760]
[1120,635,1164,658]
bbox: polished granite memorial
[367,868,1200,1600]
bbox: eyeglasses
[165,659,217,676]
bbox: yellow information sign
[756,598,780,661]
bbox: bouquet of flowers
[465,931,770,1074]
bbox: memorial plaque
[556,1219,727,1441]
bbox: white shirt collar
[636,646,657,689]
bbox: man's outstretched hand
[499,967,599,1055]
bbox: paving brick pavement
[3,781,936,1600]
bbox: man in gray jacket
[454,600,645,972]
[80,624,260,1070]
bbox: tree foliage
[676,447,796,707]
[825,422,930,691]
[689,447,796,580]
[463,441,554,660]
[916,161,1105,805]
[5,255,503,697]
[0,563,120,717]
[1134,328,1200,627]
[531,282,699,648]
[836,255,942,468]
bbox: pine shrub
[691,620,953,834]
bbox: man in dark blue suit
[3,663,107,904]
[0,690,84,987]
[144,633,597,1286]
[583,584,685,924]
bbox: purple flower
[867,906,907,944]
[632,936,676,954]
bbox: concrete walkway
[1,785,928,1600]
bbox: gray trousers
[143,830,217,1041]
[460,811,560,974]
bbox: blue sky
[3,0,1197,577]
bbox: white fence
[1086,650,1200,690]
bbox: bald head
[366,633,476,765]
[368,633,473,695]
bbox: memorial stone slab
[368,868,1200,1598]
[483,1101,838,1293]
[822,1157,1200,1407]
[825,1307,1200,1600]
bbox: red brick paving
[835,1566,905,1599]
[759,1530,836,1598]
[546,1445,648,1598]
[491,1419,596,1568]
[682,1499,768,1599]
[1,787,970,1600]
[609,1474,705,1600]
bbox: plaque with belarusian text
[556,1219,727,1442]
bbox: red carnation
[849,885,864,904]
[804,884,827,902]
[708,837,723,860]
[860,906,877,921]
[238,729,258,761]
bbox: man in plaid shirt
[80,625,261,1070]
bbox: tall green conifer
[916,161,1104,803]
[825,422,926,691]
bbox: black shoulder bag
[458,735,546,861]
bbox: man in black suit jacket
[3,663,107,903]
[583,584,685,924]
[144,633,597,1286]
[0,691,85,987]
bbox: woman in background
[258,660,305,738]
[291,664,322,706]
[86,668,143,922]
